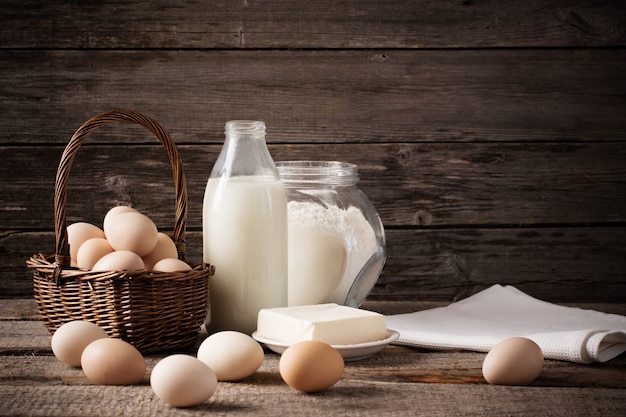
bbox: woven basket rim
[28,252,214,283]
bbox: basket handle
[54,109,188,269]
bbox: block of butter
[256,303,387,346]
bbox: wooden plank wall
[1,0,625,303]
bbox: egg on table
[279,340,344,392]
[51,320,109,367]
[197,331,264,381]
[151,354,218,407]
[81,338,146,385]
[482,337,544,385]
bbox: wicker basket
[26,109,214,354]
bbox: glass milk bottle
[203,121,287,335]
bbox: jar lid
[276,161,358,186]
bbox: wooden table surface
[1,299,625,417]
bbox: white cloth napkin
[385,284,626,363]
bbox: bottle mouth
[276,161,358,185]
[225,120,266,136]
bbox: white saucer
[252,329,400,361]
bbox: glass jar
[276,161,385,308]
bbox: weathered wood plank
[3,141,625,301]
[2,0,625,311]
[2,367,624,416]
[2,329,626,389]
[0,298,40,319]
[2,142,624,230]
[1,298,625,416]
[5,227,626,302]
[2,0,624,49]
[1,49,625,144]
[374,227,626,303]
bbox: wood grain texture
[6,227,626,302]
[2,143,625,230]
[2,0,625,49]
[2,369,624,417]
[1,49,625,144]
[2,140,625,300]
[1,0,625,305]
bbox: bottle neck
[276,161,359,187]
[212,120,279,178]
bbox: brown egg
[197,331,264,381]
[81,338,146,385]
[92,250,145,272]
[482,337,544,385]
[51,320,108,367]
[103,205,137,234]
[279,340,344,392]
[152,258,192,273]
[151,355,218,407]
[67,222,105,266]
[142,233,178,270]
[76,238,114,270]
[104,211,159,257]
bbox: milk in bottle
[203,121,287,335]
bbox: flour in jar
[287,200,378,306]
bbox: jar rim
[276,161,358,185]
[225,120,266,136]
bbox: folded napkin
[385,284,626,363]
